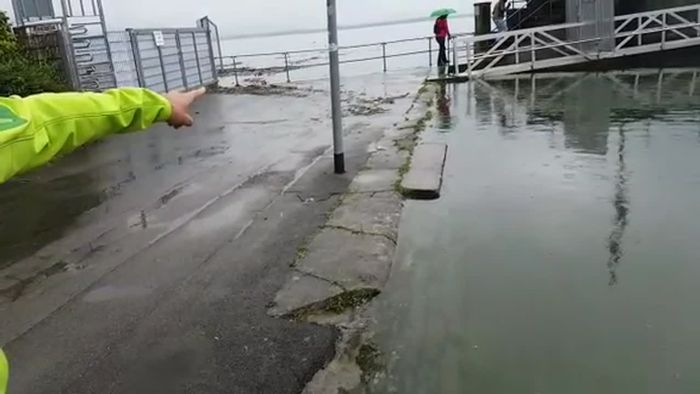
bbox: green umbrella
[431,8,457,18]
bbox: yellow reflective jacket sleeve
[0,88,172,184]
[0,349,7,394]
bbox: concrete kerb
[267,82,438,393]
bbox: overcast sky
[0,0,471,34]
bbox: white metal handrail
[452,3,700,80]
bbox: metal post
[211,20,225,73]
[530,32,536,67]
[474,2,492,53]
[175,30,188,89]
[128,29,145,87]
[284,52,291,83]
[232,56,240,86]
[95,0,116,87]
[155,35,169,92]
[428,37,433,67]
[451,38,458,75]
[202,18,218,84]
[11,0,22,26]
[79,0,85,16]
[59,0,81,89]
[661,13,667,49]
[327,0,345,174]
[191,32,204,86]
[638,16,642,46]
[466,40,472,79]
[515,33,520,64]
[382,43,387,72]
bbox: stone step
[401,143,448,200]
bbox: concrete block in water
[401,143,448,200]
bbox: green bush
[0,11,69,97]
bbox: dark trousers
[436,36,448,66]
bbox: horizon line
[221,13,472,40]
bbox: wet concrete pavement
[0,70,425,393]
[370,70,700,393]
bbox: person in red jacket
[434,15,451,67]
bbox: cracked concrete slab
[348,169,398,193]
[269,273,344,318]
[366,146,409,170]
[327,192,403,241]
[296,229,395,290]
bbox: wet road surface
[0,71,424,393]
[371,70,700,394]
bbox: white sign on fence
[153,30,165,47]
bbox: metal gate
[124,27,217,92]
[567,0,615,52]
[12,0,117,90]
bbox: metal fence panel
[108,31,139,87]
[121,27,217,92]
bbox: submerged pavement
[370,70,700,394]
[0,70,425,393]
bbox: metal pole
[59,0,81,89]
[128,29,145,87]
[11,0,22,26]
[451,38,458,75]
[65,0,73,16]
[211,20,225,73]
[155,35,169,92]
[466,41,472,79]
[428,37,433,67]
[327,0,345,174]
[175,30,189,89]
[192,32,204,86]
[661,13,667,49]
[232,56,240,86]
[96,0,116,87]
[382,43,387,72]
[284,52,291,83]
[530,31,536,68]
[202,18,218,84]
[638,16,642,46]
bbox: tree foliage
[0,11,68,97]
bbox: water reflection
[607,124,630,286]
[435,81,452,131]
[470,69,700,286]
[373,70,700,394]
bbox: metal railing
[451,3,700,79]
[216,33,474,84]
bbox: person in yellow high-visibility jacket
[0,349,7,394]
[0,87,205,184]
[0,86,205,394]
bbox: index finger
[188,87,207,101]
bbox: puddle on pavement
[370,70,700,394]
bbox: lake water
[370,70,700,394]
[218,17,474,83]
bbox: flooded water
[371,70,700,394]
